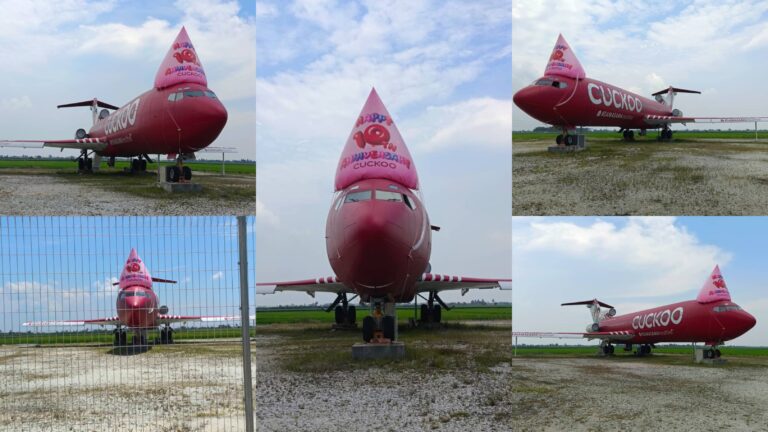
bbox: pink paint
[544,34,586,80]
[696,265,732,303]
[154,27,207,89]
[334,88,419,191]
[119,248,153,289]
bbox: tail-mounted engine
[75,128,88,139]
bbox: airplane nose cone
[512,86,534,110]
[741,311,757,332]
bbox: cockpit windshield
[374,190,403,202]
[344,190,372,203]
[713,305,742,312]
[168,90,218,102]
[533,78,567,89]
[119,290,149,300]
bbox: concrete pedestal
[158,182,202,193]
[352,342,405,360]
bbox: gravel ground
[0,172,255,215]
[256,325,516,431]
[512,356,768,431]
[512,139,768,215]
[0,344,249,431]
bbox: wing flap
[23,317,120,327]
[257,277,350,296]
[415,273,511,294]
[0,138,108,151]
[512,330,634,341]
[156,314,243,325]
[645,115,768,126]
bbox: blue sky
[0,0,255,159]
[255,0,512,306]
[0,216,256,332]
[513,217,768,346]
[513,0,768,131]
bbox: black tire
[628,130,634,140]
[347,306,356,325]
[382,315,395,340]
[182,166,192,181]
[141,159,147,171]
[420,304,429,323]
[622,130,628,140]
[556,134,563,145]
[334,305,344,324]
[114,331,121,346]
[433,305,442,324]
[77,158,85,171]
[167,329,173,344]
[120,331,126,346]
[609,345,615,355]
[565,135,576,146]
[715,349,721,358]
[168,166,180,183]
[362,316,375,342]
[602,345,610,355]
[85,158,93,172]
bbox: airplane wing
[156,314,245,325]
[22,317,121,327]
[415,273,511,294]
[257,277,349,297]
[0,138,108,151]
[512,330,634,341]
[644,115,768,126]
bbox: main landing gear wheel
[703,348,721,359]
[556,134,564,145]
[602,344,615,355]
[659,128,673,141]
[77,156,93,173]
[159,327,174,344]
[334,305,357,326]
[113,329,127,346]
[636,344,652,356]
[622,130,635,141]
[362,316,375,342]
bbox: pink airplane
[23,248,241,346]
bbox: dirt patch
[512,138,768,215]
[511,356,768,431]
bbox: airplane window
[553,81,567,89]
[534,78,554,86]
[118,291,127,300]
[344,190,371,203]
[375,190,403,202]
[183,90,206,97]
[205,91,218,99]
[713,305,742,312]
[168,93,176,102]
[334,196,344,211]
[387,184,399,190]
[175,92,184,101]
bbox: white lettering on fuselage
[631,306,683,330]
[104,98,141,135]
[587,83,642,113]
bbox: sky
[255,0,512,306]
[513,0,768,131]
[0,216,256,332]
[0,0,255,159]
[513,217,768,346]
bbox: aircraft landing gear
[132,330,148,346]
[361,300,397,343]
[165,156,192,183]
[600,342,615,356]
[622,129,635,141]
[418,291,447,325]
[555,134,577,146]
[159,325,174,344]
[77,150,93,173]
[113,328,127,346]
[658,127,673,141]
[635,344,653,356]
[327,292,358,328]
[130,158,148,173]
[703,347,722,359]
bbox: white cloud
[212,271,224,280]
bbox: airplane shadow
[107,345,153,356]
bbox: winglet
[696,265,731,303]
[544,34,585,79]
[334,88,419,191]
[154,26,208,89]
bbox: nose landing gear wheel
[382,315,395,340]
[362,316,375,342]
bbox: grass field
[513,345,768,357]
[255,305,511,325]
[513,130,768,141]
[0,159,256,175]
[0,327,255,345]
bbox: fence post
[238,215,254,432]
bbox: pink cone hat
[334,88,418,191]
[696,265,731,303]
[544,34,586,80]
[119,248,153,290]
[154,26,207,89]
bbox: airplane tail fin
[562,299,616,331]
[651,87,701,111]
[58,99,120,126]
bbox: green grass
[0,159,255,175]
[513,345,768,357]
[513,130,768,141]
[0,327,254,345]
[255,305,511,324]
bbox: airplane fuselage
[325,178,431,303]
[596,299,756,346]
[514,76,674,130]
[116,285,160,329]
[88,83,227,157]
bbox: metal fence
[0,216,255,431]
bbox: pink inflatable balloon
[335,88,419,191]
[544,34,586,80]
[119,248,153,289]
[154,26,208,90]
[696,265,732,303]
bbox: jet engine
[98,109,110,120]
[586,323,599,332]
[606,307,616,317]
[672,109,683,117]
[159,305,169,315]
[75,128,88,139]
